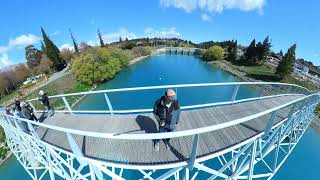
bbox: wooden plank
[35,95,304,165]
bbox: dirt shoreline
[210,60,320,133]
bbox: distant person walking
[39,90,54,117]
[153,89,181,151]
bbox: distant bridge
[0,82,319,180]
[156,47,199,55]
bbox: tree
[60,48,74,63]
[261,36,271,60]
[98,29,105,47]
[119,37,122,43]
[79,42,92,52]
[69,29,79,54]
[279,50,283,57]
[203,45,225,61]
[243,39,257,64]
[226,40,237,62]
[25,45,42,68]
[35,55,53,75]
[41,27,66,71]
[276,44,297,79]
[71,47,129,85]
[40,41,46,54]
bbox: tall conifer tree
[41,27,65,71]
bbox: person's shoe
[155,143,159,151]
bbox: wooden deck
[36,95,304,166]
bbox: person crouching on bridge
[153,89,181,151]
[38,90,54,118]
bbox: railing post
[258,85,265,99]
[231,85,240,103]
[66,133,87,166]
[62,97,73,114]
[187,134,199,170]
[104,93,114,115]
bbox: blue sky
[0,0,320,69]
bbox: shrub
[203,45,224,61]
[71,47,130,85]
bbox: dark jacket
[153,96,181,130]
[40,93,50,106]
[21,106,32,120]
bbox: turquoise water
[0,54,319,179]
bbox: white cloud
[103,28,138,43]
[8,34,40,47]
[0,33,40,69]
[60,43,74,50]
[0,54,11,68]
[160,0,198,13]
[201,13,211,21]
[160,0,266,15]
[0,46,9,54]
[87,40,99,46]
[144,27,181,38]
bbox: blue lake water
[0,54,319,179]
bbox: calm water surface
[1,55,319,179]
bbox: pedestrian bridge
[0,82,319,180]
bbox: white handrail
[26,82,310,101]
[3,91,319,140]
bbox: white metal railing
[5,82,314,141]
[25,82,310,115]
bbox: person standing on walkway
[21,102,38,122]
[153,89,181,151]
[39,90,54,117]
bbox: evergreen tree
[98,29,105,47]
[261,35,271,61]
[40,41,46,53]
[69,29,79,54]
[243,39,256,64]
[276,44,296,79]
[279,50,283,57]
[41,27,65,71]
[226,40,237,62]
[119,37,122,43]
[125,37,128,42]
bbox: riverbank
[210,60,320,133]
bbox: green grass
[22,74,93,110]
[236,64,275,76]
